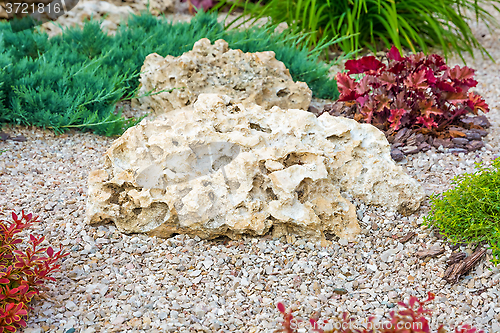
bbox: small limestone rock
[334,288,347,295]
[134,38,312,114]
[65,300,77,310]
[24,327,43,333]
[41,1,134,37]
[380,248,399,263]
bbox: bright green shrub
[0,11,339,136]
[217,0,500,60]
[424,157,500,265]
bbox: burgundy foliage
[335,46,489,132]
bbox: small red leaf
[355,75,374,96]
[447,65,475,81]
[277,302,286,314]
[468,92,490,114]
[387,45,403,61]
[335,73,356,94]
[336,73,363,101]
[405,70,428,89]
[416,116,438,129]
[445,92,469,105]
[378,72,397,89]
[418,100,443,118]
[374,94,391,113]
[436,80,457,92]
[345,56,385,75]
[425,69,437,84]
[47,247,54,257]
[388,108,407,130]
[361,106,375,124]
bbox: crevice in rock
[103,184,124,205]
[296,178,312,204]
[281,152,305,167]
[249,122,271,133]
[326,135,341,143]
[266,187,278,201]
[277,88,290,97]
[258,160,270,175]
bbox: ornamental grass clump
[0,211,68,332]
[333,46,489,133]
[424,157,500,266]
[276,292,482,332]
[217,0,500,60]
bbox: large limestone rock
[133,38,312,114]
[86,94,425,241]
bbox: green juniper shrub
[216,0,500,61]
[0,11,340,136]
[424,156,500,265]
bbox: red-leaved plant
[276,292,482,333]
[335,46,489,132]
[0,211,68,332]
[183,0,216,13]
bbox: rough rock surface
[86,94,425,241]
[39,1,135,36]
[133,38,312,114]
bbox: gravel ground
[2,9,500,333]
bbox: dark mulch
[0,131,27,142]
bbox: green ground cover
[0,11,339,136]
[424,157,500,265]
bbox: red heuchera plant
[276,292,482,333]
[335,46,489,132]
[0,211,68,332]
[183,0,215,13]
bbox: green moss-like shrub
[424,157,500,265]
[0,11,340,136]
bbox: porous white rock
[133,38,312,114]
[40,1,134,36]
[86,94,425,241]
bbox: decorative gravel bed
[2,10,500,333]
